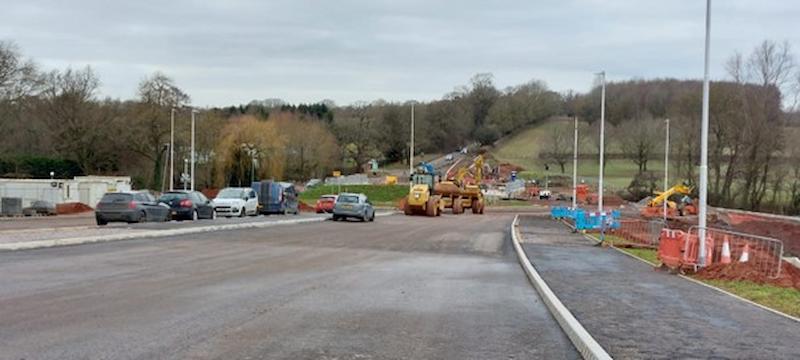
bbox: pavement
[0,213,579,359]
[0,213,331,248]
[519,215,800,360]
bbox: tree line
[2,38,799,214]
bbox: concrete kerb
[510,215,612,360]
[0,211,398,251]
[577,224,800,324]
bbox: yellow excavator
[641,181,697,218]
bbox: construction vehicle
[434,155,485,214]
[403,162,445,216]
[641,181,697,218]
[403,156,486,217]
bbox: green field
[299,184,408,206]
[492,120,678,191]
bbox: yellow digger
[641,181,697,218]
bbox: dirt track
[0,213,578,359]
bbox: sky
[1,0,799,107]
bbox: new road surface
[0,213,579,359]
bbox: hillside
[489,119,673,191]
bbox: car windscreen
[320,196,336,201]
[159,193,187,202]
[217,189,244,199]
[337,195,359,204]
[100,193,132,203]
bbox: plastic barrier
[657,229,686,269]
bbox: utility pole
[698,0,712,266]
[572,116,578,209]
[663,118,670,222]
[598,71,606,213]
[190,109,197,191]
[183,159,189,191]
[169,108,176,191]
[409,103,415,189]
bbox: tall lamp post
[170,108,176,191]
[698,0,712,266]
[409,103,415,189]
[597,71,606,213]
[572,116,579,209]
[190,109,198,191]
[663,118,670,222]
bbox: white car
[213,187,259,217]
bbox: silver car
[332,193,375,222]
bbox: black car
[95,192,170,225]
[158,191,216,221]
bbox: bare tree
[617,116,661,174]
[129,72,190,188]
[542,122,572,174]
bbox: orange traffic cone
[720,236,732,264]
[739,243,750,263]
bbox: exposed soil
[723,212,800,257]
[695,262,800,290]
[55,202,93,215]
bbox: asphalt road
[0,213,578,359]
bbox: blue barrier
[552,206,620,230]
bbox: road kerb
[0,211,397,251]
[511,215,612,360]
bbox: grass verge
[695,279,800,318]
[300,184,407,207]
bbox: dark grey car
[95,192,170,226]
[332,193,375,222]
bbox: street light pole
[572,116,578,209]
[598,71,606,213]
[170,108,175,191]
[409,103,415,189]
[190,109,197,191]
[663,118,670,222]
[698,0,712,266]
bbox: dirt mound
[298,201,315,212]
[56,202,94,214]
[201,188,220,200]
[695,262,800,290]
[725,213,800,257]
[497,163,524,179]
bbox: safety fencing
[688,226,784,279]
[610,219,666,248]
[550,206,620,231]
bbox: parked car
[213,187,258,217]
[315,194,337,213]
[539,189,552,200]
[22,200,57,216]
[332,193,375,222]
[158,191,216,221]
[95,191,169,225]
[252,181,299,215]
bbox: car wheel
[139,210,147,223]
[332,215,340,221]
[192,210,199,221]
[239,209,245,218]
[96,218,107,226]
[369,212,375,222]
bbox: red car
[315,195,337,213]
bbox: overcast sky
[2,0,799,107]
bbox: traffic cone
[720,236,732,264]
[739,243,750,263]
